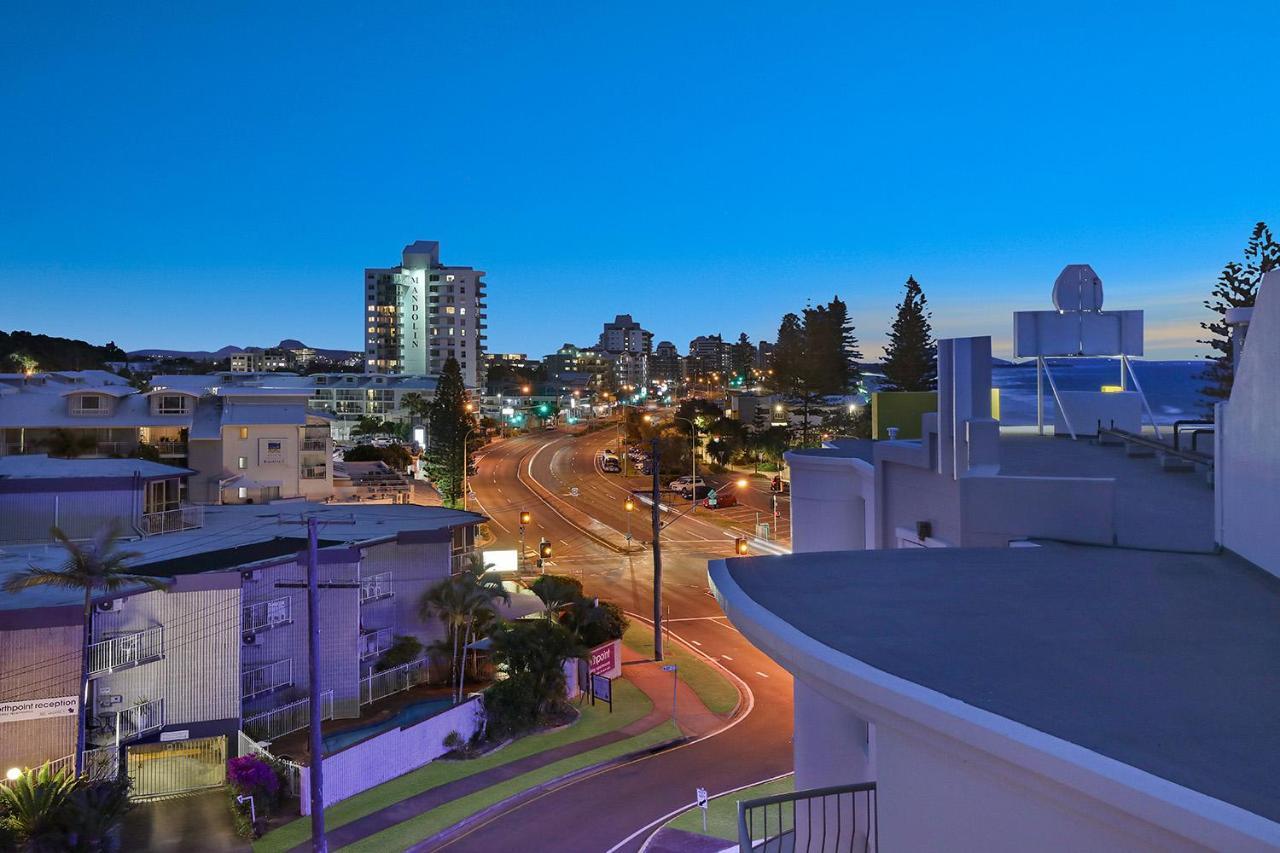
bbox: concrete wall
[301,695,484,814]
[1218,270,1280,578]
[220,424,303,503]
[0,613,81,769]
[788,455,875,553]
[877,458,964,548]
[875,722,1208,852]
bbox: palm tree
[42,429,99,459]
[456,556,508,699]
[3,526,168,775]
[0,763,77,846]
[420,577,470,703]
[421,556,510,702]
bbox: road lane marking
[720,654,733,661]
[755,671,769,678]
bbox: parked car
[668,475,706,493]
[702,491,738,508]
[770,475,790,494]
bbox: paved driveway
[120,789,249,853]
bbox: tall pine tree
[880,276,936,392]
[769,298,863,445]
[1198,222,1280,413]
[423,357,478,507]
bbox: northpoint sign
[589,639,622,679]
[0,696,79,724]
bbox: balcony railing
[360,571,394,604]
[301,439,328,452]
[155,440,188,456]
[301,465,328,479]
[112,698,165,744]
[360,627,394,661]
[243,596,293,633]
[361,656,431,706]
[139,505,204,536]
[243,690,334,742]
[738,782,877,852]
[451,550,482,574]
[242,660,293,700]
[88,627,164,677]
[19,748,121,784]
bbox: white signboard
[484,549,519,574]
[258,438,286,465]
[0,696,79,723]
[160,730,190,742]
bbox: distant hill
[128,339,358,362]
[1,330,126,372]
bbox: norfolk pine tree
[1198,222,1280,413]
[881,275,937,392]
[423,357,478,507]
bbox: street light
[624,495,635,545]
[671,416,699,510]
[5,767,20,782]
[461,424,479,512]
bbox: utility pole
[276,513,357,853]
[305,517,325,851]
[651,437,664,661]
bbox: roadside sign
[706,488,718,507]
[697,787,709,832]
[591,674,613,712]
[661,664,677,672]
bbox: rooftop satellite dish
[1052,264,1104,312]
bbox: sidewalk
[285,648,720,852]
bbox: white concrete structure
[364,240,487,387]
[712,286,1280,849]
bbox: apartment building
[0,499,483,799]
[648,340,685,386]
[0,376,333,504]
[364,240,487,387]
[687,334,730,380]
[151,371,437,441]
[230,351,264,372]
[709,278,1280,850]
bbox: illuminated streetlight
[736,477,748,489]
[521,385,531,394]
[774,404,784,413]
[5,768,20,782]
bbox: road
[443,425,794,852]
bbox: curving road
[440,426,794,852]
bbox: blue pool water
[323,697,454,754]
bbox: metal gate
[126,736,227,800]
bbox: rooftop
[724,541,1280,824]
[0,502,484,610]
[0,455,193,481]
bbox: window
[238,456,248,469]
[71,394,103,415]
[239,427,249,440]
[237,487,248,499]
[156,395,188,414]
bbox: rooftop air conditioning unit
[242,632,257,645]
[96,599,119,612]
[241,570,256,581]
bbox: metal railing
[360,656,431,706]
[302,439,329,451]
[139,504,204,535]
[94,441,130,455]
[243,596,293,633]
[360,571,394,604]
[237,731,304,795]
[451,550,482,574]
[155,440,188,455]
[88,627,164,677]
[243,690,334,742]
[360,627,394,661]
[739,782,877,852]
[242,659,294,700]
[301,464,328,479]
[8,748,120,783]
[112,698,165,744]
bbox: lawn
[664,774,795,842]
[254,678,654,853]
[340,721,681,852]
[623,622,740,716]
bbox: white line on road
[721,654,733,661]
[755,671,770,678]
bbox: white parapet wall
[300,695,484,814]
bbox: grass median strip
[338,721,682,852]
[664,775,795,842]
[623,622,740,715]
[254,679,654,853]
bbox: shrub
[564,599,629,648]
[375,634,424,672]
[227,755,279,799]
[483,672,544,740]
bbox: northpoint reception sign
[0,696,79,723]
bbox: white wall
[1218,270,1280,578]
[787,454,875,553]
[875,722,1210,852]
[301,695,484,813]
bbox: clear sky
[2,2,1277,360]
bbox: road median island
[254,679,658,853]
[517,441,635,552]
[622,622,742,717]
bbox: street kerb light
[520,511,531,526]
[625,497,635,512]
[735,537,749,555]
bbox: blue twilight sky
[2,2,1278,361]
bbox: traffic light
[519,511,531,526]
[539,540,553,560]
[735,537,749,555]
[624,497,635,512]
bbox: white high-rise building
[364,240,487,387]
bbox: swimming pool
[323,697,454,754]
